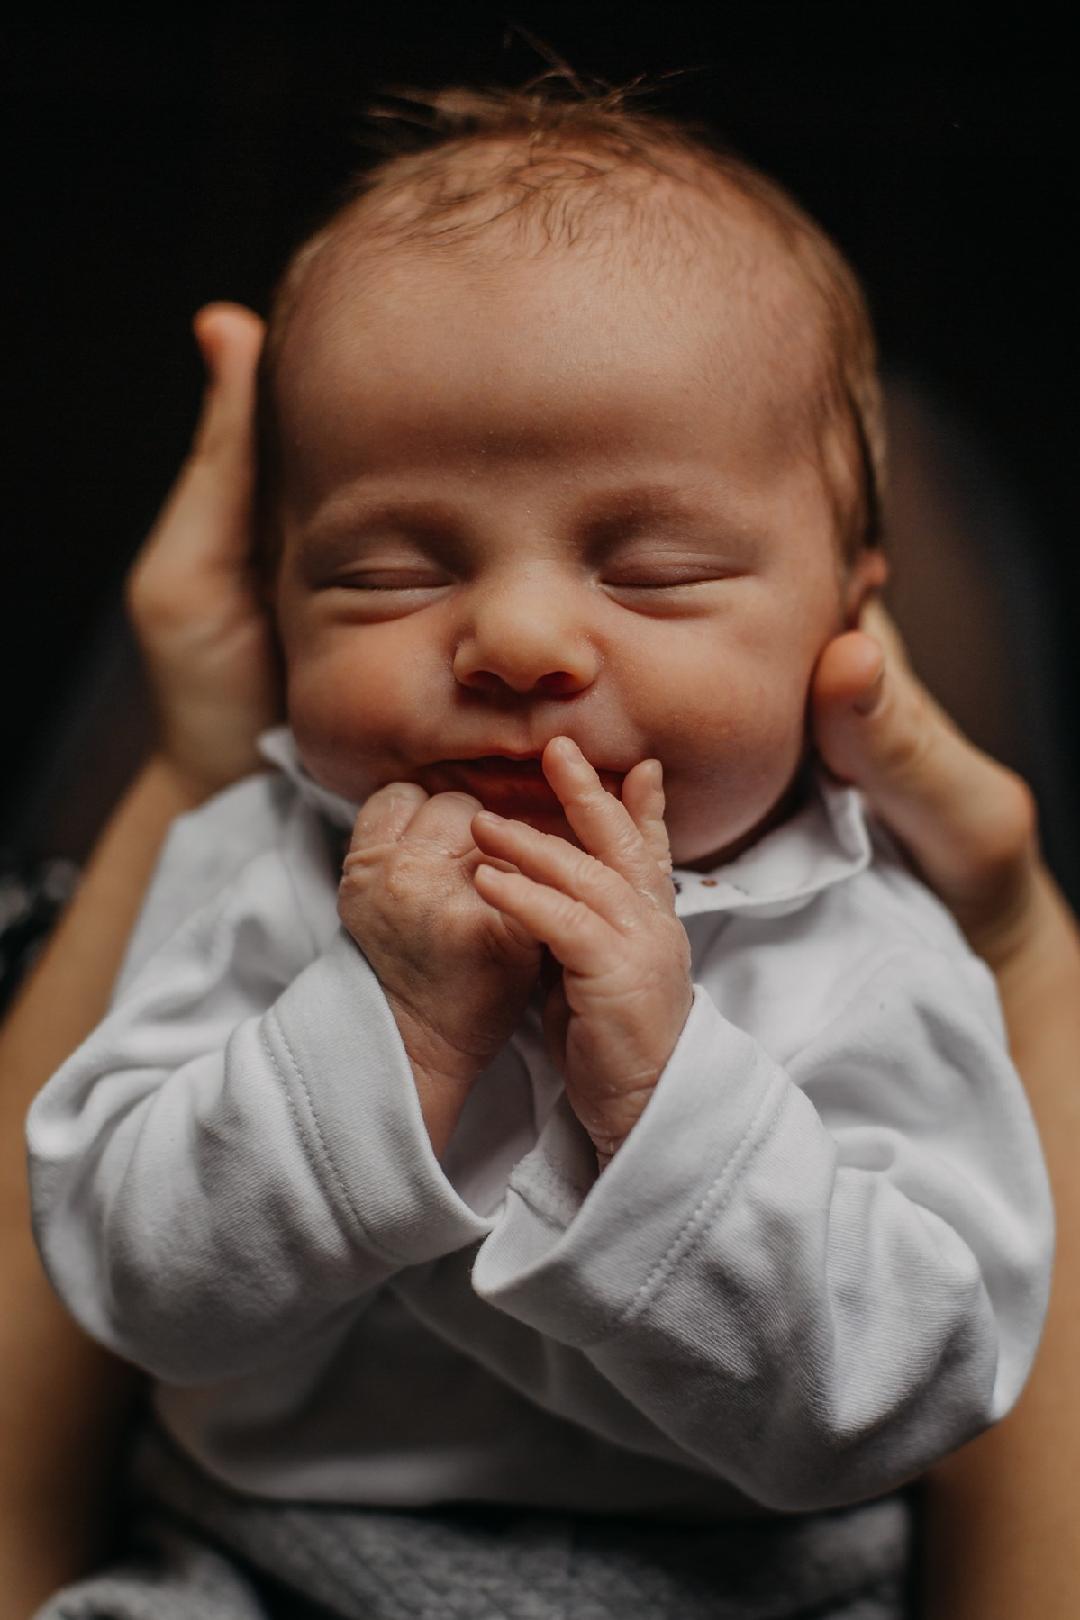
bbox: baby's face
[273,237,876,866]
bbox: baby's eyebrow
[296,497,462,570]
[576,483,751,548]
[578,484,711,530]
[294,482,756,577]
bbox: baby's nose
[452,578,600,698]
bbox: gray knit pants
[36,1429,912,1619]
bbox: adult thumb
[812,602,1036,928]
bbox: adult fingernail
[853,664,886,716]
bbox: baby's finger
[620,759,673,877]
[473,863,614,976]
[347,782,429,853]
[541,738,670,901]
[541,973,571,1070]
[403,790,488,860]
[472,811,634,929]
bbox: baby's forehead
[260,130,880,561]
[274,150,827,418]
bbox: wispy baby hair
[257,75,885,568]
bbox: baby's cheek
[284,650,412,801]
[663,680,811,864]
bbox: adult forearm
[922,865,1080,1620]
[1,756,203,1068]
[0,756,202,1609]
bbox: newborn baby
[29,86,1051,1620]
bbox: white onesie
[27,731,1053,1519]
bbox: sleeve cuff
[471,986,788,1344]
[266,929,492,1266]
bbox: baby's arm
[27,785,492,1386]
[473,954,1050,1510]
[469,751,1052,1512]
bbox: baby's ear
[842,547,888,627]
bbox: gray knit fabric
[36,1429,912,1619]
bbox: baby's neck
[678,765,811,874]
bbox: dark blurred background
[3,7,1077,898]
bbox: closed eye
[329,570,451,591]
[602,568,743,591]
[599,562,749,618]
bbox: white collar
[259,728,358,831]
[258,727,871,922]
[669,775,871,920]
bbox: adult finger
[812,604,1037,933]
[129,304,265,606]
[190,304,265,473]
[184,304,265,561]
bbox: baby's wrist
[410,1065,480,1160]
[383,993,485,1157]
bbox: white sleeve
[471,950,1053,1511]
[27,816,490,1387]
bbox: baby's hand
[339,786,542,1156]
[472,739,692,1168]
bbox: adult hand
[812,600,1038,967]
[126,302,277,797]
[0,302,273,1616]
[815,600,1080,1620]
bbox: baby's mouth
[423,756,560,813]
[421,754,624,818]
[449,755,549,776]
